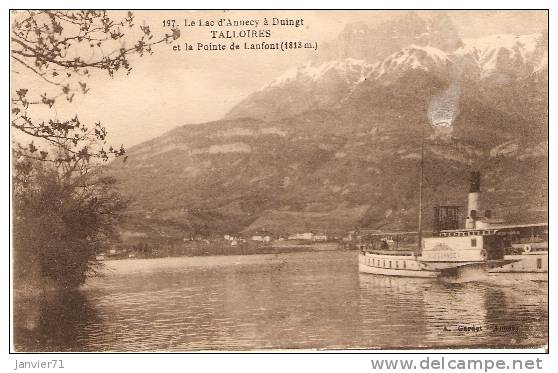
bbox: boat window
[396,261,399,268]
[403,261,407,269]
[471,238,477,247]
[383,260,386,267]
[389,261,392,268]
[537,258,542,270]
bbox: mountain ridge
[110,27,547,239]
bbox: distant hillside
[109,19,547,239]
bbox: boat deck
[363,249,416,256]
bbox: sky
[11,10,547,148]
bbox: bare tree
[11,10,180,290]
[11,10,180,165]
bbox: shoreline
[103,242,345,261]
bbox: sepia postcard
[10,9,548,352]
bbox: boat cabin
[422,229,505,263]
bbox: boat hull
[358,262,439,278]
[358,252,440,278]
[489,253,548,273]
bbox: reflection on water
[358,274,547,348]
[13,252,547,351]
[13,290,102,352]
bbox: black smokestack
[470,171,480,193]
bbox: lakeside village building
[286,232,328,241]
[223,232,329,246]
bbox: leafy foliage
[13,160,128,288]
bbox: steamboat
[358,172,548,278]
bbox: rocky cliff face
[110,15,547,238]
[227,32,546,124]
[316,12,463,63]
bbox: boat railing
[364,249,416,257]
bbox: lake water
[13,251,548,351]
